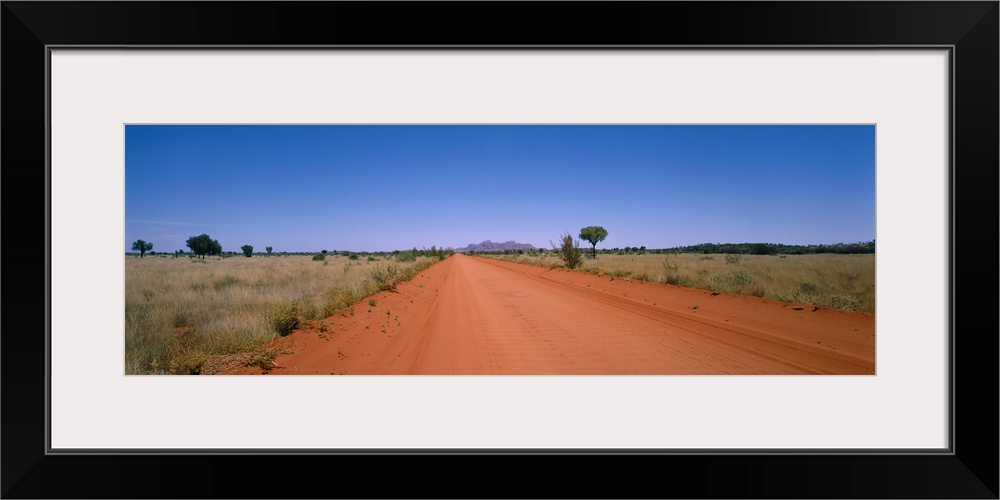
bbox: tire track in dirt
[260,254,874,375]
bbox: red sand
[247,254,874,375]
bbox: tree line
[128,233,456,260]
[129,231,874,260]
[660,241,875,255]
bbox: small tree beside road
[551,232,583,269]
[579,226,608,260]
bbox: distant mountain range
[456,240,537,252]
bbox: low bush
[367,264,402,292]
[711,270,753,287]
[320,288,359,318]
[270,302,301,336]
[551,233,583,269]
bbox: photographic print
[125,124,875,375]
[6,0,989,495]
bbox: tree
[551,232,583,269]
[131,239,153,258]
[186,234,222,259]
[579,226,608,260]
[266,246,273,256]
[241,244,254,257]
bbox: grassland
[481,252,875,314]
[125,254,439,375]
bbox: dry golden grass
[125,254,437,374]
[487,252,875,314]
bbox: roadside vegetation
[476,251,875,314]
[550,233,583,269]
[125,252,445,375]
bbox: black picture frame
[3,2,997,498]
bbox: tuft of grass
[172,312,190,328]
[711,270,752,288]
[368,299,377,307]
[213,276,238,290]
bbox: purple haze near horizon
[125,125,875,254]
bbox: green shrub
[312,253,326,261]
[348,253,359,260]
[551,233,583,269]
[368,264,402,292]
[367,256,375,262]
[320,288,359,318]
[270,303,301,336]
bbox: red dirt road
[258,254,875,375]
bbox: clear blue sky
[125,125,875,253]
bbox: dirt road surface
[254,254,874,375]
